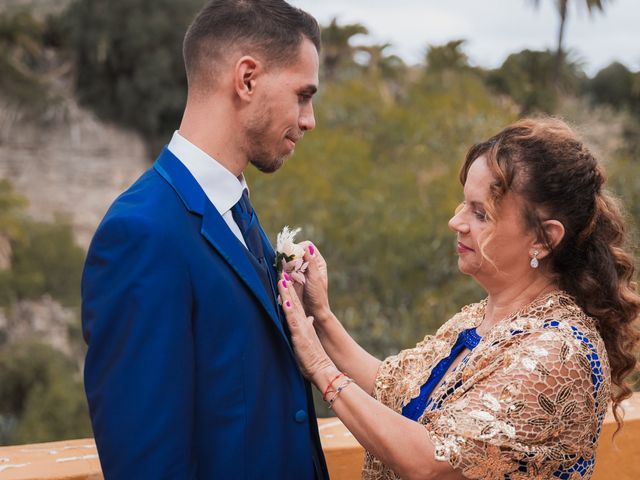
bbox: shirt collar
[167,131,247,215]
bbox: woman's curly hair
[461,117,640,433]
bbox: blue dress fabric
[402,327,482,421]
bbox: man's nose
[299,103,316,132]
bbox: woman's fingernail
[309,244,315,255]
[284,272,290,281]
[285,300,291,308]
[282,280,288,288]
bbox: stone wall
[0,96,149,249]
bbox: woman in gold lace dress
[277,118,640,479]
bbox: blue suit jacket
[82,148,329,479]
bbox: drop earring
[530,250,539,269]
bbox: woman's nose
[448,210,469,234]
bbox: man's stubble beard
[244,106,289,174]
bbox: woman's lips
[457,242,474,254]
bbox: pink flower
[281,257,309,284]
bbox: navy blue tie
[231,189,265,262]
[231,189,277,307]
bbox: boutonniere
[274,226,308,284]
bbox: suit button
[294,409,307,423]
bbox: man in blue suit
[81,1,329,478]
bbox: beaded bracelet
[322,372,347,401]
[327,377,353,409]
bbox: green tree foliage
[486,49,585,113]
[426,40,470,73]
[0,181,84,307]
[0,179,27,241]
[353,43,407,106]
[8,217,85,306]
[589,62,640,114]
[0,181,26,305]
[64,0,202,152]
[0,341,91,445]
[0,181,88,443]
[0,9,59,111]
[320,18,369,82]
[358,43,405,80]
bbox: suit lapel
[153,148,291,347]
[258,225,285,319]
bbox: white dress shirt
[167,131,248,247]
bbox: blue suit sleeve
[81,213,195,479]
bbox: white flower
[276,226,304,258]
[274,226,308,284]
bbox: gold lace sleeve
[372,336,436,411]
[424,326,607,480]
[373,311,474,412]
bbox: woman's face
[448,156,537,289]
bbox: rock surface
[0,97,149,249]
[0,295,75,356]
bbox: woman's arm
[297,243,381,393]
[313,309,381,395]
[315,365,466,480]
[278,276,465,480]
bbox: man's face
[244,38,319,173]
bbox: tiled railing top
[0,394,638,480]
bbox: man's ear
[234,56,260,101]
[532,219,565,260]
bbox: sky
[291,0,640,76]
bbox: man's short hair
[183,0,320,89]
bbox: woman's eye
[474,211,487,221]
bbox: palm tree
[529,0,612,82]
[425,40,469,73]
[320,18,368,81]
[357,43,406,103]
[358,43,404,79]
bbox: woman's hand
[297,242,331,320]
[278,275,335,385]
